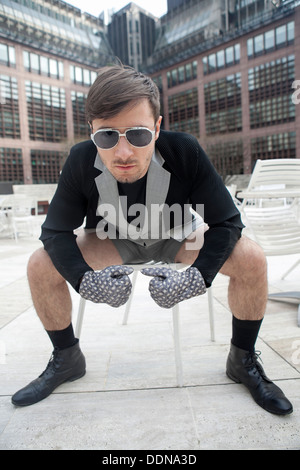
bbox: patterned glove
[141,266,206,309]
[79,265,134,308]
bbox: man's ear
[155,116,162,140]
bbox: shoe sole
[226,370,241,384]
[68,369,86,382]
[226,370,293,416]
[11,369,86,407]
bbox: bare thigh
[75,230,123,270]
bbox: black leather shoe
[226,343,293,415]
[11,340,86,407]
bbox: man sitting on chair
[12,65,293,415]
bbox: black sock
[231,316,263,353]
[46,323,77,350]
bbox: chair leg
[75,265,215,387]
[207,288,215,342]
[122,270,138,325]
[75,297,86,338]
[172,303,184,387]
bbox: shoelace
[249,350,263,363]
[39,349,59,378]
[245,350,267,378]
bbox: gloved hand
[141,266,206,309]
[79,265,134,307]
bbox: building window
[203,44,240,74]
[287,21,295,42]
[251,132,296,166]
[0,43,16,68]
[254,34,264,56]
[247,21,294,58]
[248,55,295,128]
[71,91,89,138]
[167,61,197,88]
[276,25,286,47]
[168,88,199,137]
[31,150,64,184]
[23,51,64,79]
[206,140,244,178]
[25,81,67,142]
[264,30,275,51]
[0,75,20,138]
[204,73,242,135]
[216,50,225,69]
[70,65,97,86]
[0,148,23,183]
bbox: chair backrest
[247,159,300,190]
[241,159,300,257]
[244,204,300,256]
[240,159,300,209]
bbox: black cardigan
[40,130,244,291]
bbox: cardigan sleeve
[40,144,94,291]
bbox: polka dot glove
[79,265,134,308]
[141,266,206,309]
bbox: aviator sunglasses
[91,127,155,150]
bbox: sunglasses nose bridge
[114,132,134,155]
[118,132,129,144]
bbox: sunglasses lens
[93,130,119,149]
[126,128,153,147]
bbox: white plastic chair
[0,194,36,241]
[239,158,300,277]
[239,158,300,210]
[75,262,215,387]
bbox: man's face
[91,99,162,183]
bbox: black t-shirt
[117,173,147,223]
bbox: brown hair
[86,64,160,123]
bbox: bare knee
[27,247,64,286]
[249,241,267,273]
[221,236,267,282]
[28,248,49,280]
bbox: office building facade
[149,0,300,177]
[107,3,157,71]
[0,0,114,185]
